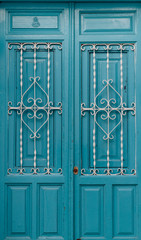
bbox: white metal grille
[8,42,62,174]
[81,43,136,175]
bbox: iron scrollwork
[8,42,62,175]
[81,43,136,176]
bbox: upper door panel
[7,9,65,35]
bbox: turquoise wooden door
[0,2,141,240]
[74,2,141,240]
[0,3,71,240]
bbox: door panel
[6,184,31,237]
[37,184,63,237]
[113,185,137,237]
[74,3,141,240]
[80,11,136,35]
[7,9,64,35]
[81,185,104,236]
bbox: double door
[0,2,141,240]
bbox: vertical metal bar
[120,45,124,170]
[107,45,110,172]
[47,44,50,172]
[93,45,96,173]
[18,43,24,174]
[33,43,37,174]
[134,44,136,174]
[46,44,50,174]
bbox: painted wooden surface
[0,2,141,240]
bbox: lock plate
[73,166,78,175]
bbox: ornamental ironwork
[8,42,62,174]
[81,43,136,175]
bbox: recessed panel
[80,11,136,35]
[5,184,31,238]
[12,16,58,29]
[38,184,63,238]
[113,185,137,237]
[80,185,104,237]
[7,10,64,34]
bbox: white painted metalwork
[81,43,136,175]
[8,42,62,174]
[119,44,124,174]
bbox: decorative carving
[32,17,40,28]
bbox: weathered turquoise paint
[0,2,141,240]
